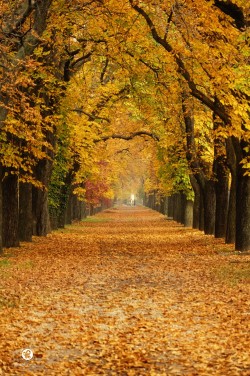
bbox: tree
[0,0,52,249]
[128,0,250,251]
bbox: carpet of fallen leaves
[0,206,249,375]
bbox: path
[0,206,249,375]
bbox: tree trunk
[235,174,250,251]
[65,189,73,225]
[184,199,193,227]
[213,106,229,239]
[203,180,216,235]
[214,160,229,238]
[225,138,237,244]
[0,165,3,253]
[172,194,179,222]
[168,195,174,218]
[19,182,33,242]
[2,171,19,247]
[173,193,185,223]
[180,193,186,225]
[147,192,155,209]
[226,172,236,244]
[160,196,165,214]
[164,196,169,216]
[231,136,250,251]
[32,159,53,236]
[199,189,205,232]
[72,194,82,221]
[190,175,200,229]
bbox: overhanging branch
[128,0,231,125]
[96,131,160,143]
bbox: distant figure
[130,194,135,206]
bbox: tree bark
[160,196,166,215]
[173,193,185,223]
[226,172,236,244]
[72,194,82,221]
[65,189,73,225]
[203,180,216,235]
[225,138,236,244]
[168,195,174,218]
[199,189,205,232]
[0,165,3,253]
[32,159,53,236]
[19,182,33,242]
[232,137,250,251]
[172,194,179,222]
[2,171,19,247]
[235,174,250,251]
[214,158,229,238]
[190,175,200,229]
[184,199,193,227]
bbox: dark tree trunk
[160,196,165,214]
[65,189,73,225]
[32,159,53,236]
[190,175,200,229]
[231,136,250,251]
[49,171,74,229]
[214,160,229,238]
[213,105,229,239]
[81,201,87,219]
[0,165,3,253]
[203,180,216,235]
[164,196,169,216]
[2,171,19,247]
[58,205,67,228]
[19,182,33,242]
[168,195,174,218]
[172,194,179,222]
[184,199,193,227]
[180,193,186,225]
[199,189,205,232]
[225,138,237,244]
[235,174,250,251]
[226,172,236,244]
[72,194,82,221]
[173,193,185,223]
[147,192,155,210]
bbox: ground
[0,206,249,375]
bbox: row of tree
[0,0,249,252]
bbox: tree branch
[164,9,173,41]
[71,108,110,123]
[96,130,160,143]
[1,0,34,38]
[213,0,248,30]
[128,0,231,125]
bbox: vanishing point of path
[0,206,249,375]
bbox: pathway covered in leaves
[0,206,249,375]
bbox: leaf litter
[0,206,249,375]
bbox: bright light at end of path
[131,194,135,201]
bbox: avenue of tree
[0,0,249,251]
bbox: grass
[81,216,113,223]
[19,260,35,269]
[57,217,114,233]
[215,262,250,285]
[0,259,11,268]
